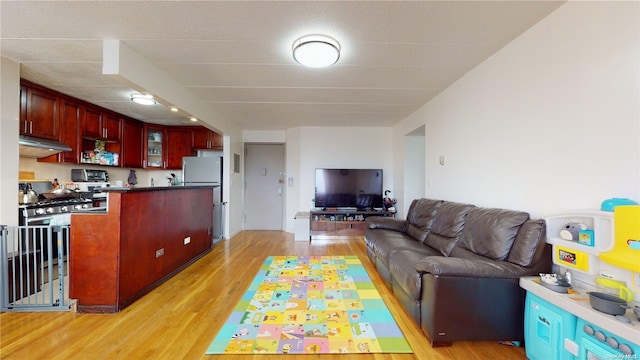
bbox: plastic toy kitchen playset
[520,200,640,360]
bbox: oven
[18,198,92,263]
[575,318,639,360]
[18,180,94,265]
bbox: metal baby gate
[1,225,71,311]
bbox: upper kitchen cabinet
[80,105,121,166]
[144,125,192,169]
[82,107,122,142]
[38,97,81,164]
[191,126,223,151]
[145,125,166,169]
[122,118,144,168]
[20,80,59,141]
[166,127,191,169]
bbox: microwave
[71,169,109,182]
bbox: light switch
[439,156,445,165]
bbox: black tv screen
[314,168,383,209]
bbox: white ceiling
[1,1,564,130]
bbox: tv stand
[309,209,393,239]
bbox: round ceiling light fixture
[292,34,341,68]
[130,93,156,105]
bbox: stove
[19,197,94,222]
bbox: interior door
[244,144,284,230]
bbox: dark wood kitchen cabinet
[166,127,191,169]
[20,80,59,141]
[70,187,214,313]
[39,97,81,164]
[191,126,223,151]
[144,125,192,169]
[144,124,166,169]
[82,106,122,142]
[121,118,144,168]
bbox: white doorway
[244,143,285,230]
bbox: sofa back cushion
[457,207,529,261]
[404,198,444,242]
[423,201,475,255]
[507,219,547,267]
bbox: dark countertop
[101,185,216,192]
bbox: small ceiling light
[169,106,179,112]
[292,34,341,68]
[189,117,198,122]
[130,93,156,105]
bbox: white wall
[248,127,394,232]
[0,58,21,226]
[394,1,640,218]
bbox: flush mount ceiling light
[292,34,341,68]
[130,93,156,105]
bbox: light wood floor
[1,231,527,359]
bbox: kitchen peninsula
[69,186,214,313]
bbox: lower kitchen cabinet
[525,293,577,360]
[69,186,214,313]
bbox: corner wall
[0,58,20,226]
[394,1,640,217]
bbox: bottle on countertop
[52,178,59,189]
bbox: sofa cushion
[507,219,546,267]
[404,199,444,242]
[423,201,475,256]
[389,248,440,301]
[457,207,529,261]
[370,230,421,268]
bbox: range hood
[19,135,72,158]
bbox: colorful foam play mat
[206,255,412,354]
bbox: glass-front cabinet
[145,125,165,168]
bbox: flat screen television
[314,168,383,210]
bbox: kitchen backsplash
[19,157,182,188]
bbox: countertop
[520,276,639,344]
[101,185,217,192]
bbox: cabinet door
[82,106,103,139]
[37,98,81,164]
[211,131,223,148]
[122,119,144,168]
[191,127,210,150]
[25,87,58,140]
[145,125,165,169]
[103,113,122,142]
[57,99,81,163]
[166,127,191,169]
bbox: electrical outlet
[155,248,164,258]
[184,236,191,245]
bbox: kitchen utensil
[595,277,634,302]
[588,291,628,315]
[41,187,81,200]
[540,281,571,293]
[19,183,39,204]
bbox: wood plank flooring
[0,231,527,359]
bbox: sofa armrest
[366,216,407,232]
[414,256,531,278]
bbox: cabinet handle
[143,160,147,167]
[29,121,33,134]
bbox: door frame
[243,143,286,230]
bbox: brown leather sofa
[365,198,551,346]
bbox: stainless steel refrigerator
[181,156,224,242]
